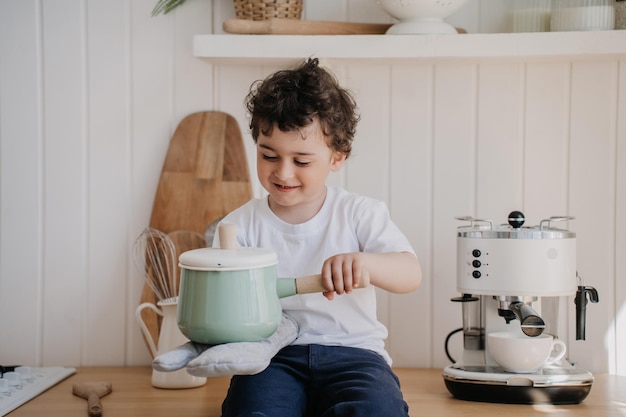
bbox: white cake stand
[376,0,469,34]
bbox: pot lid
[179,247,278,271]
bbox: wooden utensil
[223,18,467,35]
[138,111,252,356]
[72,381,112,417]
[133,228,178,302]
[148,111,252,235]
[224,18,393,35]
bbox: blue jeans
[221,344,409,417]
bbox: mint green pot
[177,247,304,344]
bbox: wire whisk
[132,227,178,301]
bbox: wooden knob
[218,223,237,250]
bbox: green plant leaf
[152,0,187,16]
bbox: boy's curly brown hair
[245,58,359,158]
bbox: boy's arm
[321,251,422,300]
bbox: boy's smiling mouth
[274,183,299,191]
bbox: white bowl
[376,0,469,34]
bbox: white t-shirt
[214,186,416,364]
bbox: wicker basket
[234,0,303,21]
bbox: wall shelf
[194,30,626,63]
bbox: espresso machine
[442,211,599,404]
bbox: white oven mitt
[152,313,298,377]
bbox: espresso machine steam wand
[575,273,599,340]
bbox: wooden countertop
[8,367,626,416]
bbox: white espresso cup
[487,332,567,373]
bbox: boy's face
[256,118,345,223]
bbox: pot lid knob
[219,223,238,250]
[508,211,525,229]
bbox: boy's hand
[321,252,367,300]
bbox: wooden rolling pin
[223,18,393,35]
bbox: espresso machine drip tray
[443,364,594,405]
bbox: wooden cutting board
[149,111,252,235]
[222,19,467,35]
[223,18,393,35]
[138,111,253,356]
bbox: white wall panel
[344,63,393,332]
[447,0,479,34]
[388,63,434,366]
[128,0,182,364]
[345,64,391,202]
[41,0,88,366]
[305,0,345,21]
[0,0,44,364]
[173,0,215,120]
[84,0,131,366]
[569,60,618,374]
[431,63,477,367]
[213,0,236,33]
[616,59,626,376]
[347,0,388,23]
[475,62,523,219]
[325,63,349,190]
[475,0,511,33]
[524,62,570,222]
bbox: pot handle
[295,269,371,294]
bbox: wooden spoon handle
[87,392,103,417]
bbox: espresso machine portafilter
[442,211,599,405]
